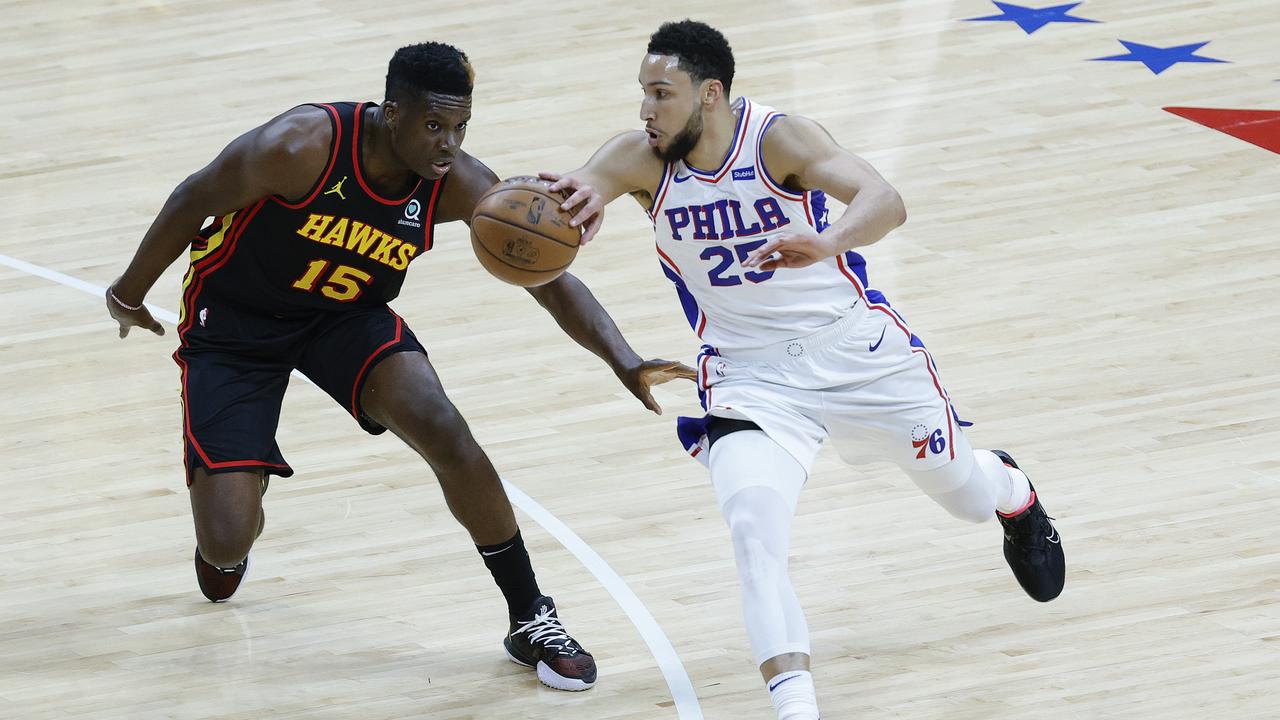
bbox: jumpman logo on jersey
[324,175,348,200]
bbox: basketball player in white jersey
[542,20,1066,720]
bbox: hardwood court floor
[1,1,1278,718]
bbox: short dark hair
[385,42,474,103]
[647,20,735,96]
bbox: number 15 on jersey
[291,259,372,302]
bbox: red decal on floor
[1164,106,1280,155]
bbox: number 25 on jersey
[702,239,776,287]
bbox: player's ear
[383,100,398,130]
[702,79,722,107]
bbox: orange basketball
[470,176,581,287]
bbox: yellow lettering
[346,222,378,255]
[391,242,418,270]
[296,213,334,242]
[317,217,349,246]
[370,234,402,265]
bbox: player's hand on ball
[618,358,698,415]
[105,285,165,338]
[742,226,842,271]
[539,171,604,245]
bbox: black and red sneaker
[503,596,596,691]
[994,450,1065,602]
[194,548,248,602]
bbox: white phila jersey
[649,98,871,352]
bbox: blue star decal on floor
[964,2,1101,34]
[1090,40,1229,75]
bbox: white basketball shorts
[677,297,964,476]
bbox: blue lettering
[928,429,947,455]
[665,207,691,241]
[729,200,761,237]
[755,197,790,232]
[713,199,735,240]
[691,203,718,240]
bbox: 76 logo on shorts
[911,424,947,459]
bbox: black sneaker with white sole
[503,595,596,691]
[993,450,1065,602]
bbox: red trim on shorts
[175,199,269,469]
[272,103,343,210]
[699,352,714,407]
[837,253,957,461]
[912,348,956,460]
[173,352,292,477]
[352,102,423,205]
[350,311,405,418]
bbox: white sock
[975,449,1032,515]
[767,670,820,720]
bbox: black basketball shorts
[172,287,425,484]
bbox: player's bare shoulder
[435,149,498,224]
[252,105,335,192]
[178,104,338,210]
[759,114,839,191]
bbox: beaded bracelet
[108,288,144,312]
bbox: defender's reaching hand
[617,358,698,415]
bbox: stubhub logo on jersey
[664,196,790,241]
[732,166,757,181]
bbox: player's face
[639,54,705,162]
[388,92,472,179]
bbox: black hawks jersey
[183,102,444,318]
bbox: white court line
[0,251,704,720]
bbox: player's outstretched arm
[432,149,499,224]
[541,130,660,245]
[527,272,695,415]
[108,106,332,337]
[445,151,695,414]
[742,116,907,271]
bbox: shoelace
[514,606,576,653]
[1006,509,1056,547]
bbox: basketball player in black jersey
[103,42,692,692]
